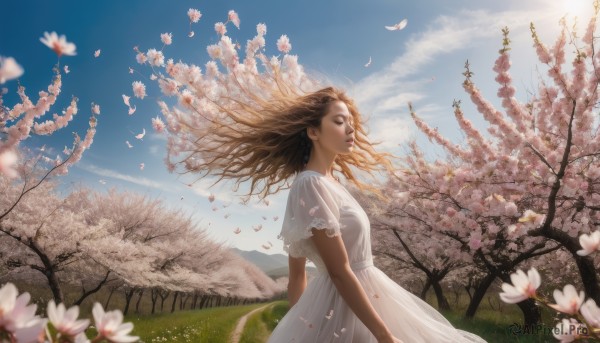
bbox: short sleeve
[277,175,342,258]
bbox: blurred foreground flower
[0,282,138,343]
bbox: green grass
[423,288,559,343]
[238,305,272,343]
[239,301,289,343]
[12,279,564,343]
[262,301,290,332]
[124,302,268,343]
[75,297,558,343]
[442,310,555,343]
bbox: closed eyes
[334,114,354,127]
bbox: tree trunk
[74,270,111,306]
[532,226,600,304]
[123,288,136,316]
[182,294,191,310]
[105,287,116,309]
[151,289,158,314]
[199,295,208,309]
[135,289,144,314]
[171,291,179,313]
[28,239,64,303]
[420,278,432,300]
[159,290,169,312]
[431,278,451,311]
[465,273,496,318]
[571,247,600,305]
[516,299,541,326]
[498,273,541,326]
[192,293,199,309]
[45,268,64,304]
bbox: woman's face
[309,100,355,155]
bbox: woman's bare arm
[287,255,307,307]
[310,228,393,341]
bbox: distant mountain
[230,247,317,278]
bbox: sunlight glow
[562,0,592,20]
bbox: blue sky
[0,0,592,258]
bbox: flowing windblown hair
[172,69,399,204]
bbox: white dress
[268,170,488,343]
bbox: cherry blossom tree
[369,214,466,311]
[352,7,600,325]
[0,33,98,271]
[78,187,283,312]
[0,179,115,304]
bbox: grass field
[124,302,269,343]
[9,281,562,342]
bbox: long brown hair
[173,68,399,204]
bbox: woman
[170,70,487,341]
[263,88,487,343]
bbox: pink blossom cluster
[402,13,600,265]
[127,8,321,176]
[0,32,97,179]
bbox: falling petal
[385,18,408,31]
[135,128,146,140]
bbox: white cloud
[367,116,414,150]
[77,163,172,191]
[354,8,558,117]
[149,145,161,156]
[149,132,168,142]
[374,91,425,114]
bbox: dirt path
[229,303,273,343]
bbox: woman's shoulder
[289,171,346,200]
[292,170,333,189]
